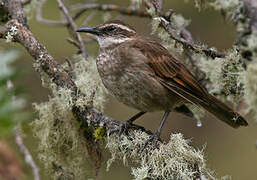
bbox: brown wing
[131,38,210,106]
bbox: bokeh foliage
[0,50,26,136]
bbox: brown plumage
[118,38,247,128]
[133,38,247,128]
[77,20,247,143]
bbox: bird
[76,20,248,144]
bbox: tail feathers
[201,95,248,128]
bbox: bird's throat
[97,36,131,49]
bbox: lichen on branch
[106,131,214,180]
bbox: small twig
[57,0,88,59]
[152,0,163,13]
[66,37,80,49]
[22,0,32,6]
[15,130,40,180]
[3,0,28,27]
[145,1,226,59]
[71,3,152,20]
[36,0,67,26]
[65,57,74,70]
[82,11,97,26]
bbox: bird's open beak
[76,26,101,35]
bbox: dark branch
[3,0,28,27]
[235,0,257,61]
[151,0,163,13]
[57,0,88,59]
[71,3,152,20]
[145,1,226,59]
[0,0,156,148]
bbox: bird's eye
[107,25,116,31]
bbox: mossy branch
[0,0,208,179]
[1,0,257,179]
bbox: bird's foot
[141,131,161,151]
[109,120,134,141]
[118,120,133,137]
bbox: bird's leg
[109,111,146,137]
[142,110,171,150]
[118,111,146,136]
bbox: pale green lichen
[244,34,257,58]
[243,59,257,119]
[31,93,90,180]
[198,48,244,105]
[246,34,257,52]
[157,28,185,56]
[106,131,215,180]
[243,33,257,120]
[72,55,107,111]
[5,25,18,43]
[170,13,191,30]
[31,55,107,179]
[151,17,161,34]
[151,14,190,57]
[209,0,244,23]
[198,53,223,94]
[210,0,240,11]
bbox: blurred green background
[1,0,257,179]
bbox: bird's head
[76,20,137,48]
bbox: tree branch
[3,0,256,179]
[0,2,164,177]
[36,0,67,26]
[56,0,88,58]
[15,130,40,180]
[145,1,226,59]
[71,3,152,20]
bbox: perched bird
[77,20,248,143]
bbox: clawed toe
[118,121,133,142]
[141,132,160,151]
[109,111,146,142]
[108,121,133,142]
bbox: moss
[210,0,240,11]
[198,48,244,105]
[243,60,257,119]
[170,13,191,30]
[31,94,90,179]
[31,55,108,179]
[72,55,107,112]
[106,131,215,180]
[151,15,189,57]
[151,17,161,34]
[93,127,106,140]
[5,25,17,43]
[209,0,244,23]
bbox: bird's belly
[97,57,181,111]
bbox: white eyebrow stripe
[100,24,136,33]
